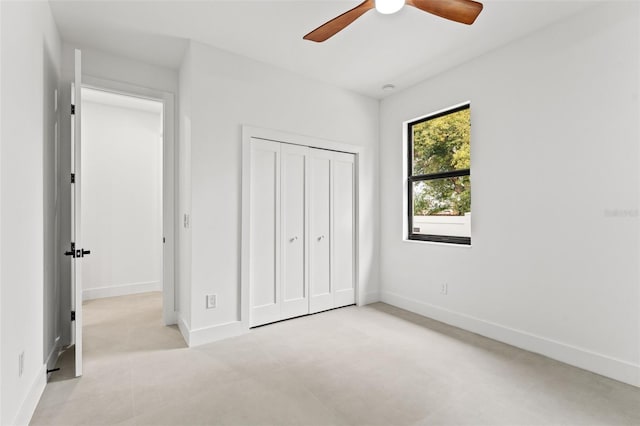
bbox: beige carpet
[31,292,640,425]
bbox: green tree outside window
[411,108,470,216]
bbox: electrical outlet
[206,294,217,309]
[18,351,24,377]
[440,283,448,295]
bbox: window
[407,103,471,245]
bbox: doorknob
[64,242,76,257]
[64,242,91,258]
[75,248,91,258]
[317,235,325,241]
[290,236,298,242]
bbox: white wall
[81,92,163,300]
[178,41,380,344]
[379,2,640,386]
[43,25,62,374]
[58,45,178,344]
[178,46,193,331]
[61,45,179,95]
[0,1,3,419]
[0,1,61,424]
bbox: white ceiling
[49,0,597,99]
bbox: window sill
[403,238,472,248]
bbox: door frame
[241,125,363,329]
[81,75,178,325]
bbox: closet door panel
[332,152,356,308]
[249,139,281,327]
[308,148,333,313]
[281,144,309,319]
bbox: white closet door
[332,152,356,308]
[280,144,309,319]
[309,148,333,313]
[249,138,281,327]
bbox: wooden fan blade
[304,0,375,42]
[407,0,483,25]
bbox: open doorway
[76,87,183,357]
[81,88,163,302]
[78,76,179,330]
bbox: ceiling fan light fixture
[375,0,405,15]
[303,0,483,42]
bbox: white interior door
[309,148,333,314]
[249,138,281,326]
[71,49,83,377]
[280,143,309,319]
[332,152,356,308]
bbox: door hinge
[71,311,76,321]
[70,173,75,184]
[71,104,75,115]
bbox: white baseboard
[360,291,381,305]
[381,291,640,388]
[12,364,47,426]
[177,315,191,346]
[179,319,249,347]
[83,281,161,300]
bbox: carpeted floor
[31,292,640,425]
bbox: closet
[249,137,356,327]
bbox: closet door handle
[317,235,325,241]
[290,236,298,242]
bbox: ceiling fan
[303,0,483,42]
